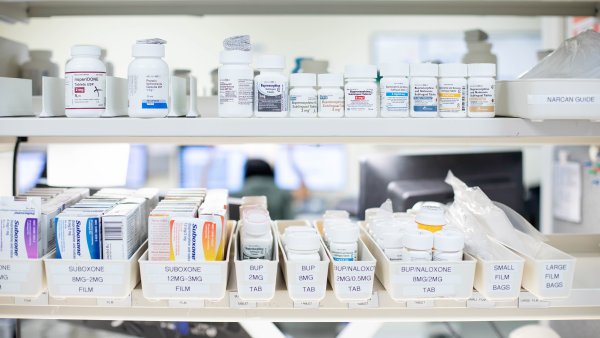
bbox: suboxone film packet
[169,212,225,261]
[55,205,115,260]
[0,197,41,259]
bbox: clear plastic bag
[520,30,600,79]
[445,171,546,259]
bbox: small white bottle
[438,63,468,118]
[409,63,439,117]
[402,230,433,261]
[21,50,59,96]
[317,73,344,118]
[65,45,106,117]
[218,50,254,117]
[289,73,318,117]
[328,226,359,261]
[467,63,496,118]
[379,63,410,117]
[128,40,170,118]
[344,64,378,118]
[240,209,273,260]
[254,54,288,117]
[285,232,321,262]
[433,229,465,261]
[382,232,403,261]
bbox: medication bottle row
[219,55,496,118]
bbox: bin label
[518,291,551,308]
[348,292,379,309]
[540,262,570,291]
[333,263,375,299]
[394,264,462,297]
[168,299,205,308]
[229,292,257,309]
[467,292,496,308]
[50,264,124,296]
[486,263,520,295]
[144,263,223,297]
[97,294,131,307]
[0,262,32,294]
[528,94,600,105]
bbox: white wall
[0,15,539,92]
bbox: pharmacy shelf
[0,116,599,144]
[0,284,599,322]
[2,0,598,22]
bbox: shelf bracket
[12,136,28,196]
[0,3,28,24]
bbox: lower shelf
[0,281,598,322]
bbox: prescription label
[219,75,253,107]
[65,71,106,110]
[393,264,461,298]
[527,95,600,105]
[411,81,438,113]
[381,81,409,113]
[129,73,169,110]
[439,83,466,114]
[318,92,344,116]
[345,88,377,113]
[49,263,125,296]
[485,263,522,297]
[468,81,495,113]
[143,263,224,298]
[332,263,375,300]
[256,80,288,113]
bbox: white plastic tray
[44,241,146,299]
[0,251,53,297]
[138,222,234,301]
[500,231,576,300]
[277,220,329,302]
[234,221,279,301]
[471,238,524,301]
[496,79,600,121]
[314,220,376,302]
[361,222,476,301]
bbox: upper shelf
[0,116,599,144]
[2,0,599,22]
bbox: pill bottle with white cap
[402,229,433,261]
[65,45,106,117]
[415,202,446,233]
[379,63,410,117]
[409,63,438,117]
[289,73,318,117]
[344,64,378,117]
[285,232,321,262]
[433,229,465,261]
[218,50,254,117]
[328,225,359,261]
[240,207,273,260]
[317,73,345,117]
[467,63,496,118]
[438,63,468,118]
[128,39,169,118]
[254,54,288,117]
[382,232,403,261]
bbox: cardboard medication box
[0,197,42,259]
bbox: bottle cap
[382,232,403,249]
[468,63,496,77]
[30,50,52,60]
[344,64,377,79]
[415,203,446,226]
[284,226,317,236]
[328,225,359,243]
[255,54,286,70]
[290,73,317,87]
[433,229,465,251]
[220,50,252,64]
[317,73,343,87]
[286,232,321,251]
[410,63,438,77]
[380,63,409,77]
[71,45,101,57]
[243,208,271,236]
[132,43,165,58]
[402,229,433,250]
[439,63,467,77]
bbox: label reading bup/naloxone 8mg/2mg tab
[65,71,106,110]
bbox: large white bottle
[128,40,169,118]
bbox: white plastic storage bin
[0,251,52,297]
[277,221,329,302]
[361,222,476,301]
[544,233,600,307]
[139,222,234,301]
[44,241,146,299]
[234,221,279,301]
[315,220,376,302]
[471,239,524,301]
[0,77,33,116]
[496,79,600,120]
[501,231,576,300]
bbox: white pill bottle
[438,63,467,118]
[128,40,169,118]
[254,54,288,117]
[65,45,106,117]
[467,63,496,118]
[317,73,345,117]
[380,63,410,117]
[289,73,318,117]
[409,63,439,117]
[218,50,254,117]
